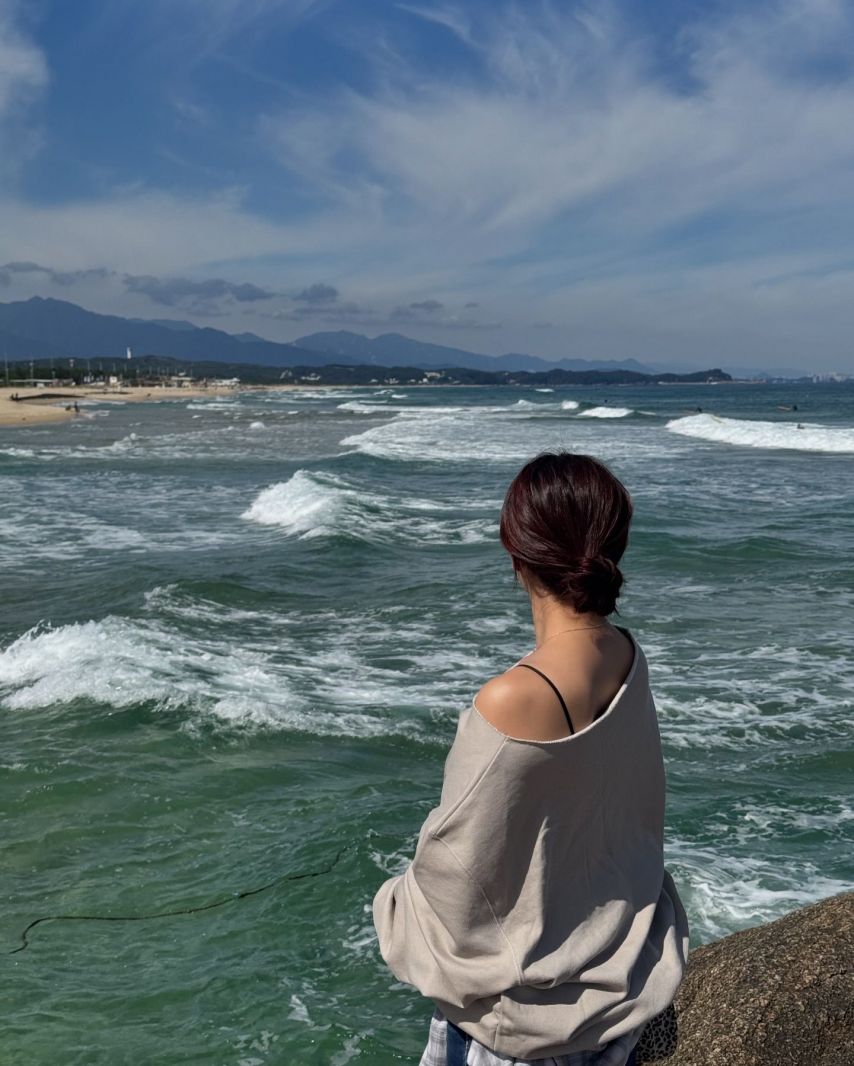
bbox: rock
[636,890,854,1066]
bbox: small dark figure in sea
[797,423,804,429]
[696,406,703,413]
[793,404,798,411]
[73,401,80,414]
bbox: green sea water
[2,382,852,1065]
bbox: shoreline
[0,377,790,429]
[0,383,322,429]
[0,381,536,427]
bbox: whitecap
[0,447,37,459]
[0,614,425,739]
[340,413,524,462]
[240,469,495,543]
[560,400,580,410]
[240,470,355,537]
[339,407,656,462]
[336,400,388,414]
[577,406,633,418]
[665,413,854,453]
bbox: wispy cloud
[0,1,46,116]
[268,1,854,238]
[395,2,473,44]
[0,0,48,176]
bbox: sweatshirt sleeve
[372,830,521,1008]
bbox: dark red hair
[499,451,633,616]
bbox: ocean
[2,381,852,1064]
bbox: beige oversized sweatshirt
[372,629,690,1060]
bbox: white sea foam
[0,579,496,737]
[535,388,554,393]
[666,413,854,453]
[0,422,314,464]
[273,388,363,401]
[560,400,580,410]
[577,406,633,418]
[336,400,389,414]
[340,912,382,962]
[248,421,266,430]
[668,836,854,943]
[731,798,854,840]
[241,470,356,536]
[649,626,854,764]
[0,614,427,739]
[0,476,251,564]
[241,469,495,543]
[339,403,652,463]
[340,412,529,462]
[0,446,37,458]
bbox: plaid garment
[419,1009,640,1066]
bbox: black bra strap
[515,664,574,734]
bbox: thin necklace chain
[536,620,610,648]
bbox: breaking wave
[0,614,424,738]
[577,406,633,418]
[666,414,854,453]
[241,469,495,543]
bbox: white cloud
[396,2,474,44]
[0,2,46,117]
[0,0,48,177]
[2,0,854,367]
[249,0,854,364]
[267,0,854,240]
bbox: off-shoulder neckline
[469,625,641,746]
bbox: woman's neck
[529,591,609,646]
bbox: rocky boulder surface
[636,890,853,1065]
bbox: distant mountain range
[0,296,806,378]
[0,297,328,367]
[0,297,658,373]
[290,329,654,374]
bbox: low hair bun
[556,555,624,616]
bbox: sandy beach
[0,382,367,428]
[0,384,246,428]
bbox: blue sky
[1,0,853,369]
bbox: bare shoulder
[474,668,571,742]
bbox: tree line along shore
[3,353,732,390]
